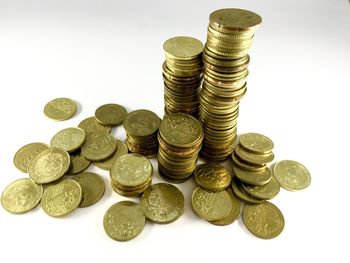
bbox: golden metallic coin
[239,133,274,154]
[194,163,231,191]
[111,182,151,197]
[233,165,272,186]
[123,109,160,137]
[191,187,232,221]
[231,177,265,205]
[78,116,111,134]
[50,127,86,153]
[243,202,284,239]
[28,147,70,184]
[81,131,116,161]
[95,103,127,126]
[141,183,185,224]
[73,172,105,208]
[94,140,128,170]
[235,144,274,165]
[44,98,77,121]
[209,188,241,226]
[69,150,91,174]
[103,201,145,241]
[1,178,43,214]
[231,153,266,172]
[41,179,82,217]
[163,36,203,60]
[273,160,311,191]
[242,175,280,200]
[13,142,49,173]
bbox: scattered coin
[239,133,274,155]
[78,116,111,134]
[95,103,127,126]
[232,165,272,186]
[81,131,116,161]
[50,127,86,153]
[44,98,77,121]
[194,163,231,191]
[69,150,91,174]
[242,175,280,200]
[94,140,128,170]
[13,142,49,173]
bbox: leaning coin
[78,116,111,134]
[95,103,127,126]
[242,175,280,200]
[233,165,272,186]
[13,142,49,173]
[194,163,231,191]
[94,140,128,170]
[141,183,184,224]
[50,127,86,153]
[273,160,311,191]
[231,177,265,205]
[242,201,285,239]
[69,150,91,174]
[28,147,70,184]
[1,178,43,214]
[41,179,82,217]
[44,97,77,121]
[239,133,274,154]
[81,131,117,161]
[103,201,145,241]
[73,172,105,207]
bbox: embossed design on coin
[41,179,82,217]
[123,109,160,137]
[78,116,111,134]
[13,142,49,173]
[242,175,280,200]
[28,147,70,184]
[73,172,105,207]
[69,150,91,174]
[239,133,274,154]
[242,201,285,239]
[141,183,184,224]
[44,98,77,121]
[95,103,127,126]
[50,127,86,153]
[94,140,128,170]
[81,131,116,161]
[1,178,43,214]
[274,160,311,191]
[103,201,145,241]
[194,163,231,191]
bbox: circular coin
[103,201,145,241]
[69,150,91,174]
[81,131,117,161]
[44,98,77,121]
[233,165,272,186]
[95,103,127,126]
[73,172,105,207]
[13,142,49,173]
[78,116,111,134]
[94,140,128,170]
[50,127,86,153]
[235,144,274,165]
[123,109,160,137]
[239,133,274,154]
[242,175,280,200]
[194,163,231,191]
[163,36,203,60]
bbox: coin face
[41,179,82,217]
[73,172,105,208]
[123,109,160,137]
[103,201,145,241]
[78,116,111,134]
[28,147,70,184]
[95,103,127,126]
[242,202,285,239]
[163,36,203,60]
[94,140,128,170]
[239,133,274,154]
[44,98,77,121]
[233,165,272,186]
[69,150,91,174]
[191,187,232,221]
[110,154,153,188]
[273,160,311,191]
[1,178,43,214]
[242,175,280,200]
[81,131,117,161]
[141,183,184,224]
[50,127,86,153]
[194,163,231,191]
[13,142,49,173]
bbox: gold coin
[111,182,151,197]
[242,201,284,239]
[73,172,105,208]
[209,188,241,226]
[141,183,185,224]
[78,116,111,134]
[13,142,49,173]
[50,127,86,153]
[1,178,43,214]
[273,160,311,191]
[191,187,232,221]
[194,163,231,191]
[242,175,280,200]
[235,144,274,165]
[239,133,274,154]
[44,98,77,121]
[231,153,266,172]
[28,147,70,184]
[231,177,265,204]
[233,165,272,186]
[81,131,117,161]
[94,140,128,170]
[123,109,160,137]
[163,36,203,60]
[95,103,127,126]
[69,150,91,174]
[41,179,82,217]
[103,201,145,241]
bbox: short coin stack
[199,8,262,161]
[123,109,161,157]
[157,113,203,183]
[163,36,204,117]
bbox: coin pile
[123,109,161,157]
[199,8,262,162]
[162,36,204,117]
[157,113,203,183]
[110,154,153,197]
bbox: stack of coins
[110,154,153,197]
[157,113,203,183]
[199,9,262,161]
[162,36,204,117]
[123,109,161,157]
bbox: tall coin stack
[199,9,262,161]
[162,36,204,117]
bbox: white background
[1,0,349,262]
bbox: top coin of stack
[199,9,262,162]
[162,36,204,117]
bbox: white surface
[0,0,349,262]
